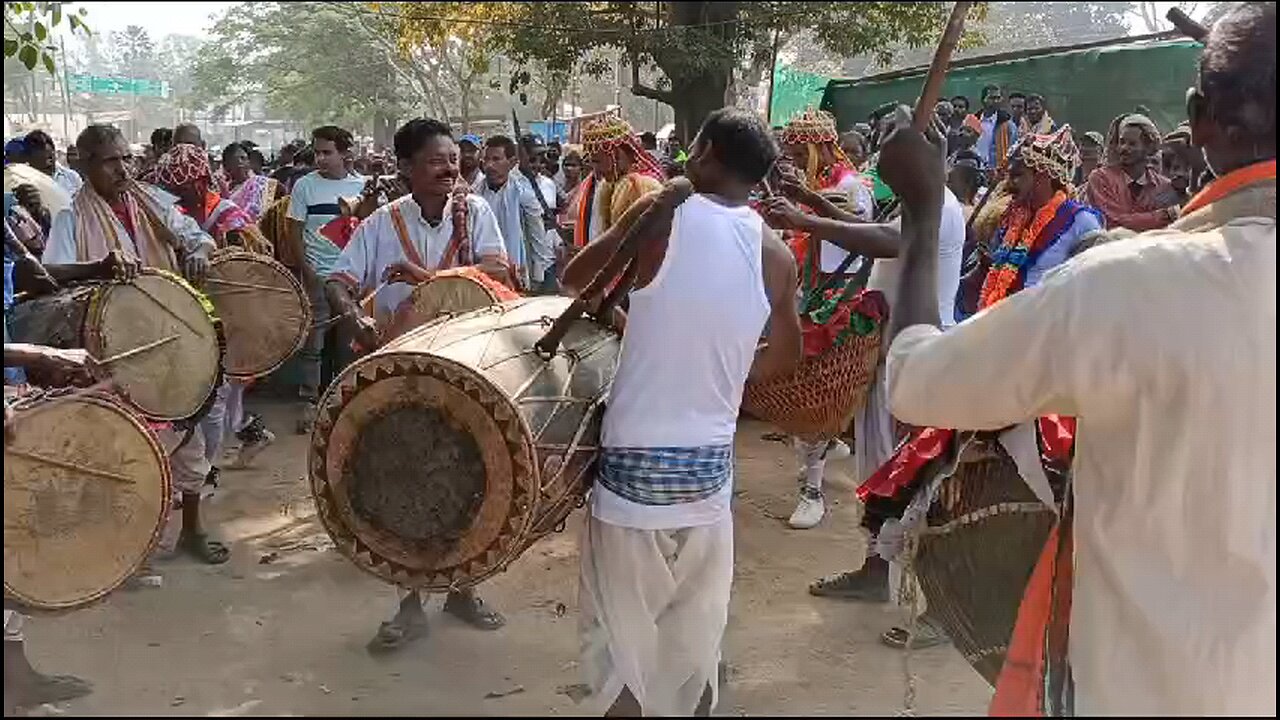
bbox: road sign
[68,74,169,98]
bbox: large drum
[310,296,619,591]
[205,249,310,379]
[8,270,222,421]
[4,389,171,612]
[378,266,520,343]
[912,435,1056,686]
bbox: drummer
[41,124,231,566]
[4,341,97,714]
[151,143,276,471]
[325,117,510,653]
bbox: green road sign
[68,74,169,98]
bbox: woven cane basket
[913,437,1055,686]
[741,324,882,437]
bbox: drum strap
[387,204,426,269]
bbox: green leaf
[19,44,38,70]
[68,15,79,31]
[79,5,87,15]
[41,50,55,74]
[3,38,18,57]
[35,21,47,41]
[52,4,62,27]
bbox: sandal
[180,533,231,565]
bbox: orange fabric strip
[989,525,1060,717]
[1181,159,1276,216]
[388,203,425,268]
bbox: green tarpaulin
[818,38,1201,137]
[769,64,832,127]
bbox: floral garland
[978,190,1068,310]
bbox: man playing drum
[41,124,231,566]
[325,117,510,653]
[873,3,1274,713]
[562,107,803,716]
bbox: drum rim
[310,348,542,592]
[87,270,222,421]
[3,391,172,612]
[207,250,312,380]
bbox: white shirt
[819,172,875,272]
[593,194,771,531]
[529,174,560,279]
[327,194,505,318]
[867,187,966,328]
[53,165,82,195]
[885,203,1276,715]
[472,172,542,281]
[44,184,214,265]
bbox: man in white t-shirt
[325,118,511,653]
[285,125,368,433]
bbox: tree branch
[629,48,674,103]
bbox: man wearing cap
[1085,113,1180,231]
[458,133,482,186]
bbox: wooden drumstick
[204,277,296,294]
[913,1,974,132]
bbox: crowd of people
[2,1,1275,716]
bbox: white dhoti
[578,514,733,716]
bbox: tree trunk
[373,112,396,149]
[669,72,730,145]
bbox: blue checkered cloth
[597,445,733,506]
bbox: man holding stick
[874,2,1274,713]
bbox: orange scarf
[1180,159,1276,216]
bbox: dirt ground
[22,398,990,716]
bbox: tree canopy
[4,1,91,73]
[387,1,986,140]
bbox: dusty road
[23,399,990,716]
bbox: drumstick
[6,448,136,484]
[912,1,974,131]
[204,277,295,294]
[91,334,180,366]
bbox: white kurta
[884,191,1276,715]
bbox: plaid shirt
[597,445,733,506]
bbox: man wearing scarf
[43,124,231,566]
[571,114,665,251]
[873,3,1274,714]
[1084,113,1181,231]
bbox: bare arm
[285,219,312,281]
[759,196,903,259]
[749,231,803,382]
[560,192,659,295]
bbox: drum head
[89,272,221,420]
[206,251,310,378]
[3,163,72,217]
[4,393,170,611]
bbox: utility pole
[60,35,72,143]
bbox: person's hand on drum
[758,196,811,232]
[383,261,433,286]
[184,249,210,287]
[97,249,142,282]
[353,313,380,354]
[26,347,98,388]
